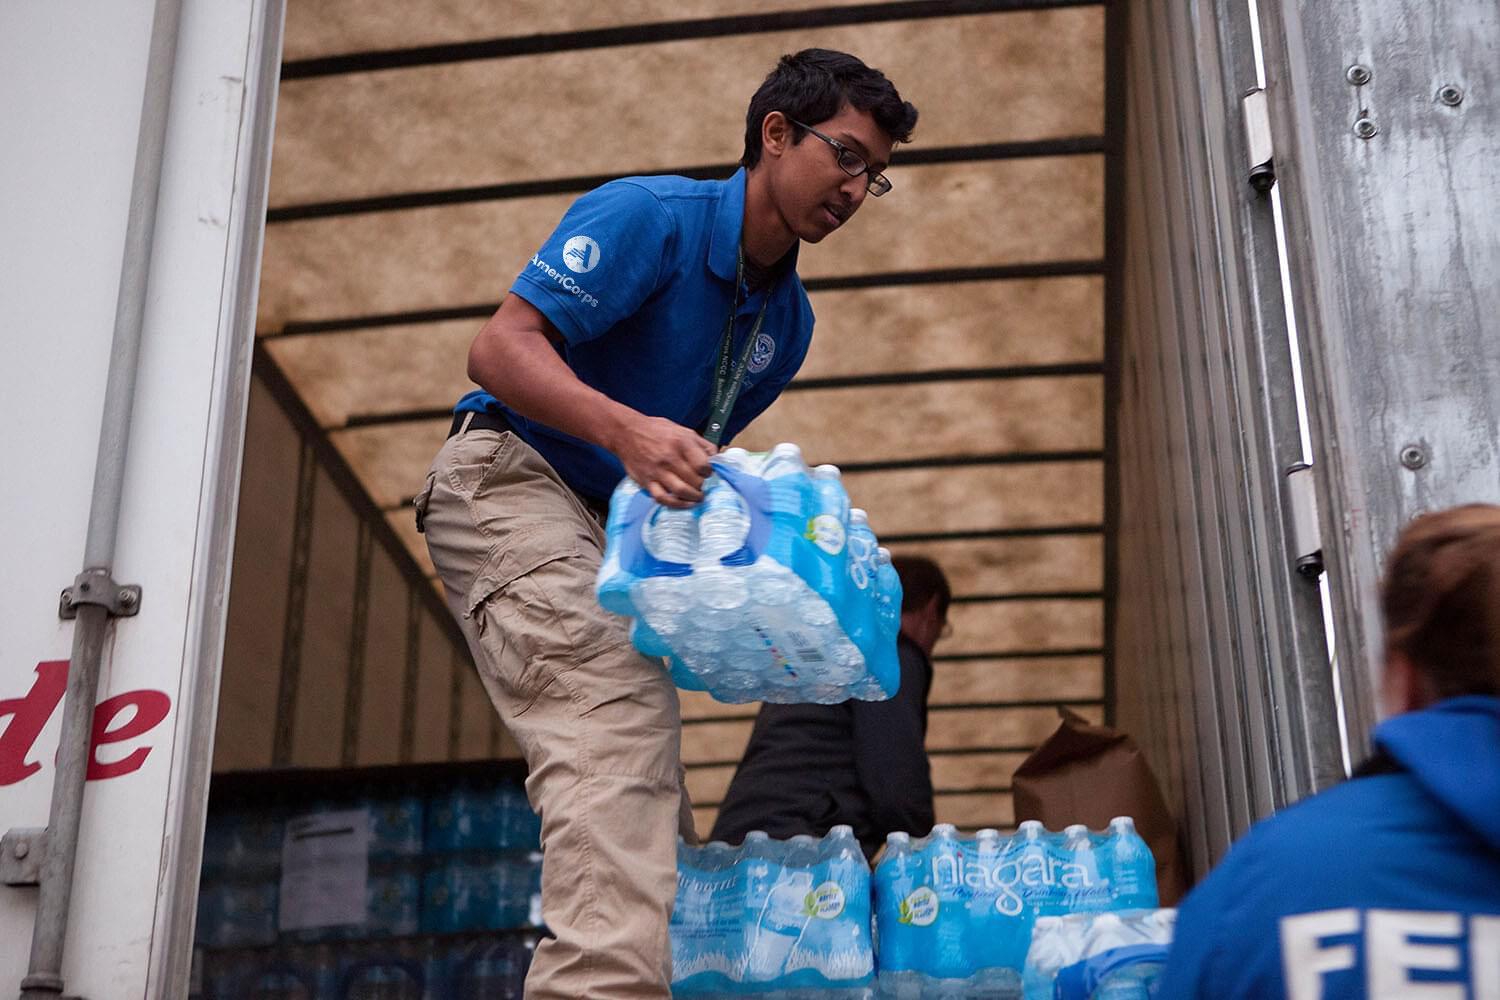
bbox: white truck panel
[0,1,279,995]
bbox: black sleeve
[849,641,935,839]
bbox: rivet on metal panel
[1437,85,1463,107]
[1346,65,1371,86]
[1400,445,1427,470]
[1353,117,1379,139]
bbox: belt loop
[459,411,476,434]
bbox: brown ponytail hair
[1381,503,1500,698]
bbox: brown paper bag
[1012,707,1188,905]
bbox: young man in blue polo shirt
[415,50,917,999]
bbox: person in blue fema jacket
[1159,504,1500,999]
[414,50,917,1000]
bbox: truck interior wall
[217,378,300,770]
[1115,0,1500,881]
[1256,0,1500,732]
[215,363,520,775]
[287,462,358,767]
[1111,0,1350,879]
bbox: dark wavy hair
[741,48,918,168]
[892,555,951,619]
[1382,503,1500,697]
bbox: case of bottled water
[424,780,540,854]
[201,804,285,879]
[366,789,425,861]
[1027,909,1175,1000]
[334,937,430,999]
[439,934,539,999]
[670,825,875,997]
[194,878,281,950]
[597,444,903,705]
[871,817,1158,999]
[419,850,543,936]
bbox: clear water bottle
[645,506,698,563]
[1107,816,1158,909]
[1023,915,1087,1000]
[797,596,838,627]
[639,573,693,614]
[808,465,850,557]
[847,509,879,592]
[826,638,864,683]
[698,479,750,559]
[694,567,749,614]
[742,832,799,982]
[718,447,751,471]
[1063,824,1107,913]
[1007,820,1056,917]
[760,442,806,479]
[760,443,809,524]
[638,573,694,640]
[772,835,821,977]
[811,464,849,521]
[784,832,822,869]
[963,827,1010,989]
[971,827,1004,905]
[715,667,763,700]
[810,826,873,986]
[927,824,972,982]
[748,554,800,607]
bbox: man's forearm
[467,301,637,453]
[468,293,716,507]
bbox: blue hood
[1373,695,1500,851]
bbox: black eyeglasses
[785,117,892,197]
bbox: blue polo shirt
[455,168,815,502]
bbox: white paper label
[278,808,371,932]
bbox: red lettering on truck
[0,660,172,785]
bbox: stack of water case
[671,825,875,998]
[872,818,1165,999]
[597,444,903,704]
[192,764,546,999]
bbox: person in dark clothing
[710,555,950,858]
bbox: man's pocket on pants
[467,529,627,715]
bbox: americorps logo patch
[748,332,776,373]
[563,235,601,273]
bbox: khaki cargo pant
[416,420,695,999]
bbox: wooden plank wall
[248,0,1108,838]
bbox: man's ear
[921,593,941,627]
[761,111,792,159]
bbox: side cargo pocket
[465,527,625,715]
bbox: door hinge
[1243,88,1275,193]
[1285,463,1323,579]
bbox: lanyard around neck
[703,246,775,446]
